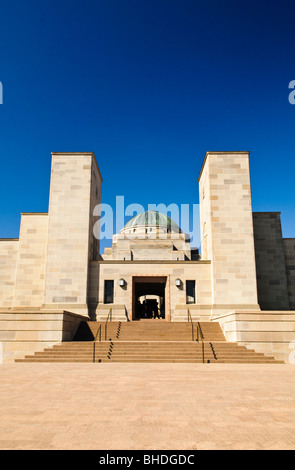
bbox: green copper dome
[123,210,180,232]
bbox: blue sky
[0,0,295,253]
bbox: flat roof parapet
[198,151,250,182]
[51,152,103,182]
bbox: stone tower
[43,153,102,316]
[198,151,260,316]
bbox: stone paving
[0,363,295,450]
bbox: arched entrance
[131,276,170,321]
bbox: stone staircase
[15,320,284,363]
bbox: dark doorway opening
[133,277,167,320]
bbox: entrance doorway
[132,276,169,321]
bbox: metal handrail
[187,308,194,341]
[93,324,102,363]
[94,324,102,342]
[196,322,205,363]
[105,307,113,341]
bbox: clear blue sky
[0,0,295,253]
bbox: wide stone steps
[84,321,226,342]
[16,342,282,363]
[15,321,283,363]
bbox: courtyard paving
[0,363,294,450]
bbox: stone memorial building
[0,151,295,363]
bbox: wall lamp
[119,278,126,287]
[175,278,182,287]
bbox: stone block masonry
[13,214,48,308]
[199,152,260,316]
[0,240,18,308]
[284,239,295,309]
[253,213,290,310]
[43,153,102,316]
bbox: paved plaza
[0,363,295,450]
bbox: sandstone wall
[199,152,259,315]
[0,240,18,308]
[43,153,102,316]
[88,260,212,321]
[13,214,48,308]
[284,239,295,309]
[253,212,289,310]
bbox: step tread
[16,321,282,364]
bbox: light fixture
[119,278,125,287]
[175,278,181,287]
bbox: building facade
[1,151,295,362]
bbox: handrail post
[197,322,205,363]
[105,308,112,341]
[93,324,102,363]
[187,308,194,342]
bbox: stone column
[198,151,260,317]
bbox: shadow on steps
[73,322,94,341]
